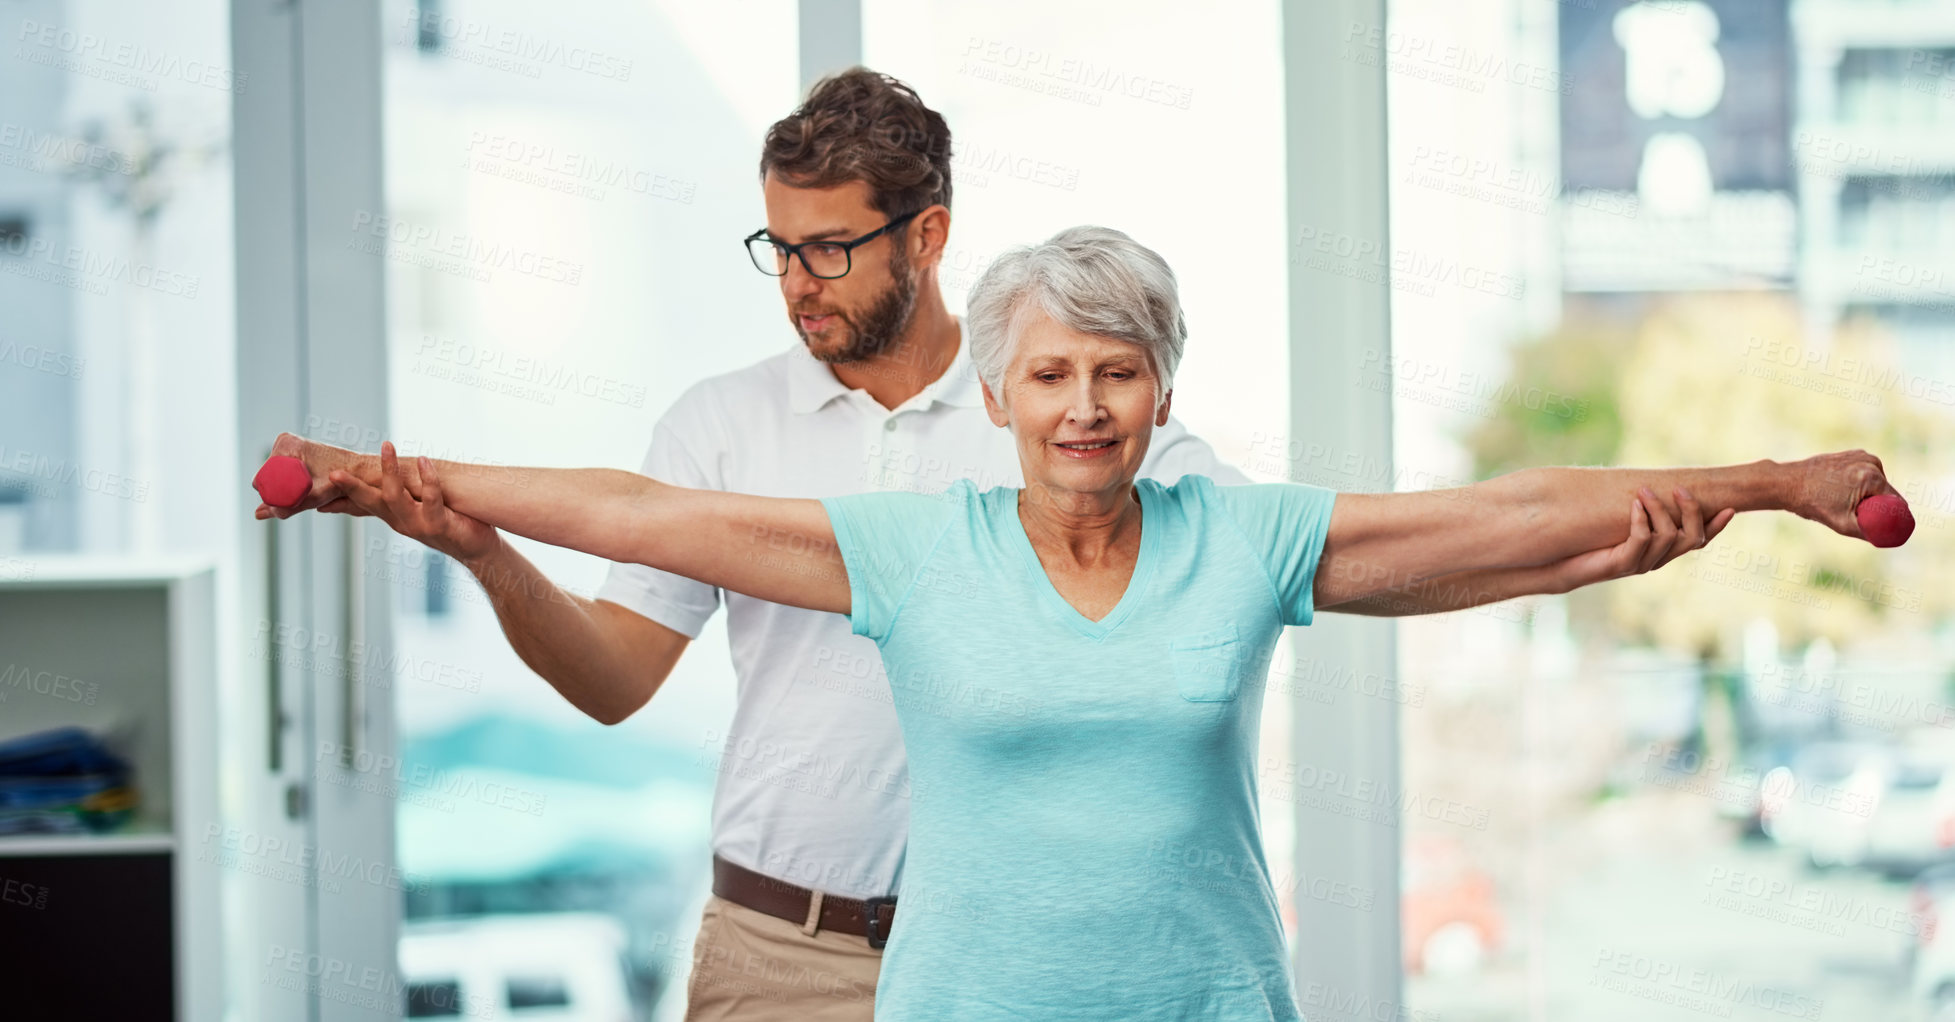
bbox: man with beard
[280,67,1715,1021]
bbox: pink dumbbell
[253,455,311,509]
[1856,494,1914,548]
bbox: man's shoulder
[652,345,799,434]
[671,345,798,408]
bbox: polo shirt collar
[787,316,984,414]
[786,341,852,414]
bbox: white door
[234,0,398,1019]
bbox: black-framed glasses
[744,209,924,279]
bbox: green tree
[1459,293,1953,769]
[1462,317,1629,480]
[1463,294,1952,656]
[1603,295,1953,656]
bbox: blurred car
[401,912,635,1021]
[1858,751,1955,877]
[1712,739,1802,838]
[1402,835,1503,977]
[1910,880,1955,1019]
[1759,741,1891,869]
[1903,861,1955,977]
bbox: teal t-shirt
[819,473,1338,1020]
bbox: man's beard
[802,247,919,365]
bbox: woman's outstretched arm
[254,434,850,615]
[1321,485,1735,614]
[1314,450,1899,609]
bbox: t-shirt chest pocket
[1169,623,1245,703]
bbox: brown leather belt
[712,854,898,948]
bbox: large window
[1388,1,1955,1018]
[0,1,236,560]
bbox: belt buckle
[863,895,897,949]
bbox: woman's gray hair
[965,225,1185,411]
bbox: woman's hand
[1784,449,1902,542]
[325,441,505,566]
[252,432,371,521]
[1553,485,1735,592]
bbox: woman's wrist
[1694,458,1794,517]
[307,438,380,488]
[1746,457,1800,515]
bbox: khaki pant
[682,894,883,1022]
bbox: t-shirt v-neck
[1002,484,1160,641]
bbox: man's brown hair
[759,66,953,220]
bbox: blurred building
[1558,0,1797,294]
[1556,0,1955,383]
[1792,0,1955,375]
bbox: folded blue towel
[0,727,136,833]
[0,725,129,778]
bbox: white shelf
[0,825,177,858]
[0,560,217,1020]
[0,554,216,590]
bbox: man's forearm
[461,539,649,725]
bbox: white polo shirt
[596,319,1249,899]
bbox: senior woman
[259,226,1896,1019]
